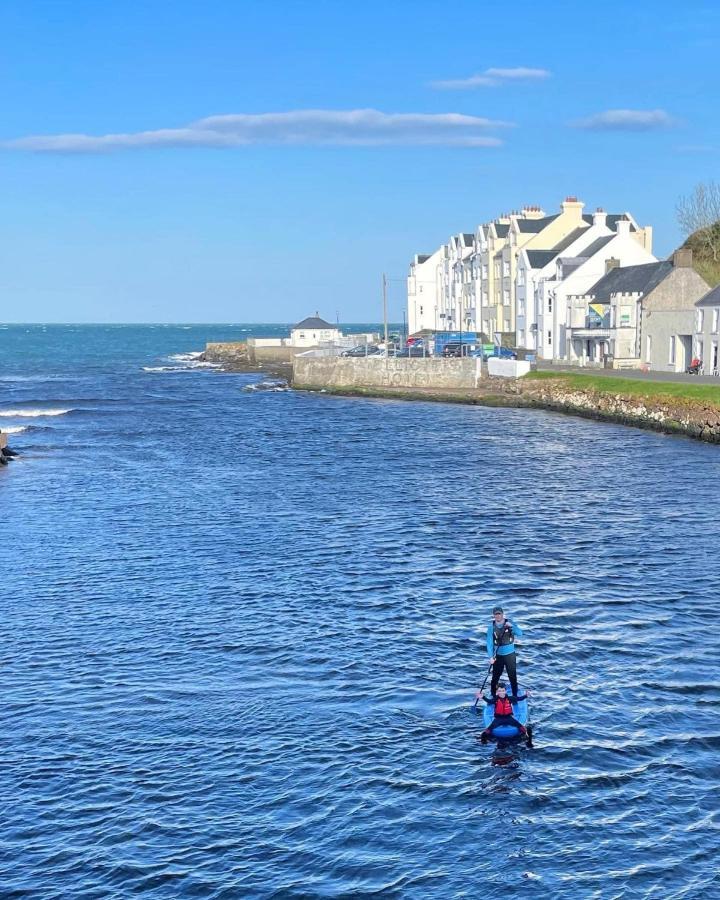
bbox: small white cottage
[290,314,342,348]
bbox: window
[714,308,719,333]
[548,297,553,313]
[697,338,704,362]
[517,268,524,286]
[482,264,488,278]
[503,289,510,304]
[713,340,718,373]
[547,330,552,346]
[503,262,510,277]
[645,334,652,363]
[669,335,676,365]
[504,319,511,331]
[495,264,501,279]
[697,309,704,332]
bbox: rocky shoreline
[200,342,293,379]
[292,377,720,444]
[0,433,19,466]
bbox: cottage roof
[516,214,559,233]
[293,316,336,330]
[696,283,720,308]
[585,261,672,303]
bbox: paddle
[472,659,494,712]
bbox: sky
[1,0,719,324]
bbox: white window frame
[669,335,676,365]
[645,334,652,363]
[713,308,719,333]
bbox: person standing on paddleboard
[486,605,523,697]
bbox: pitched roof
[516,214,559,233]
[582,213,636,232]
[493,223,510,238]
[585,261,672,303]
[551,225,590,253]
[526,250,558,270]
[577,234,615,259]
[417,254,431,264]
[293,316,336,330]
[697,283,720,308]
[462,233,475,245]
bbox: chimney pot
[605,257,621,274]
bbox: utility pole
[383,272,388,353]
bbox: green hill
[681,222,720,287]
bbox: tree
[676,181,720,262]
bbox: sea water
[1,325,719,897]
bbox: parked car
[472,346,517,360]
[442,342,477,358]
[341,345,380,357]
[406,337,425,347]
[396,345,429,357]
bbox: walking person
[486,605,523,697]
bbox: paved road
[535,362,720,386]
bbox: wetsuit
[481,693,528,736]
[486,619,523,696]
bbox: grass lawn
[526,370,720,407]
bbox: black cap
[492,606,503,614]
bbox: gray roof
[462,233,475,245]
[293,316,335,330]
[493,223,510,238]
[696,283,720,308]
[516,214,559,233]
[551,226,590,253]
[583,213,636,232]
[585,261,673,303]
[577,234,615,259]
[526,250,558,270]
[417,254,431,264]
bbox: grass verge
[526,371,720,407]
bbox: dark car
[442,342,476,358]
[396,345,429,358]
[341,345,380,357]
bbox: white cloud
[3,109,512,153]
[431,67,550,89]
[570,109,679,131]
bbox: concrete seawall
[293,356,483,390]
[291,358,720,444]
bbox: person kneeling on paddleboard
[478,683,533,747]
[486,605,523,696]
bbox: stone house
[694,283,720,374]
[567,250,711,371]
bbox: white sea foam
[168,352,203,362]
[1,425,28,434]
[0,408,73,418]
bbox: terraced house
[406,197,653,349]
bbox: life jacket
[493,622,514,649]
[494,697,513,716]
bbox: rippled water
[1,326,720,898]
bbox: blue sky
[1,0,719,323]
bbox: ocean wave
[0,408,73,418]
[142,362,220,373]
[0,425,28,434]
[167,352,203,362]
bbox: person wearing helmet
[486,605,523,697]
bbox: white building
[537,217,656,360]
[290,315,342,347]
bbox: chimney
[672,248,693,268]
[616,216,631,237]
[605,258,621,274]
[521,205,545,220]
[593,207,607,228]
[561,196,585,220]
